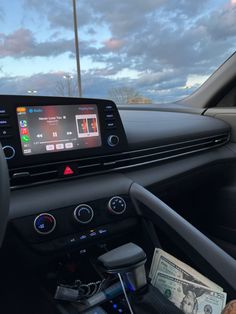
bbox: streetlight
[63,74,73,96]
[72,0,82,97]
[27,90,38,95]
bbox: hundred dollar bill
[150,249,222,291]
[154,272,226,314]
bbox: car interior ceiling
[1,55,236,314]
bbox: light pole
[27,90,38,95]
[63,74,73,96]
[72,0,82,97]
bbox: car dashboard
[1,94,227,242]
[0,95,235,313]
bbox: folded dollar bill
[154,272,226,314]
[150,248,222,291]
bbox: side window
[216,86,236,107]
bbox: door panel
[204,108,236,142]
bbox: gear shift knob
[98,242,147,291]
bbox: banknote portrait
[180,290,198,314]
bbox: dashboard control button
[66,235,80,246]
[3,145,15,159]
[59,164,77,178]
[0,129,12,138]
[79,234,88,241]
[104,104,114,111]
[63,165,74,176]
[0,108,7,115]
[0,119,10,126]
[106,121,116,129]
[107,135,119,147]
[108,196,127,215]
[74,204,94,224]
[105,113,115,119]
[98,228,108,235]
[88,229,97,238]
[34,213,56,235]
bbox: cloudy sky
[0,0,235,103]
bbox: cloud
[0,6,4,21]
[93,1,236,92]
[0,28,102,59]
[0,68,189,104]
[0,72,64,95]
[0,28,74,58]
[21,0,235,73]
[201,5,236,41]
[23,0,95,30]
[103,38,124,51]
[2,0,236,103]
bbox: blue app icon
[28,109,33,113]
[20,120,27,127]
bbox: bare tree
[55,76,78,97]
[108,87,141,105]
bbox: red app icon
[21,128,28,135]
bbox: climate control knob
[108,196,126,215]
[107,135,119,147]
[74,204,94,224]
[34,213,56,235]
[3,145,15,160]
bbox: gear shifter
[98,243,183,314]
[98,242,147,292]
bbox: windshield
[0,0,235,104]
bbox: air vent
[10,132,229,188]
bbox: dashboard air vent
[10,132,229,188]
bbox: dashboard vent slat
[10,132,230,188]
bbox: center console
[2,96,137,260]
[10,192,154,313]
[0,95,127,187]
[1,96,156,313]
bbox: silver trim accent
[214,138,223,143]
[3,145,15,160]
[115,139,225,163]
[12,172,30,179]
[108,196,127,215]
[10,133,230,189]
[31,170,58,177]
[73,204,94,224]
[107,135,119,147]
[77,163,101,169]
[34,213,56,235]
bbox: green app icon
[22,135,30,143]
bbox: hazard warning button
[59,164,77,178]
[64,166,74,176]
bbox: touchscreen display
[16,104,102,156]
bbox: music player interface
[16,104,102,156]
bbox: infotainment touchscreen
[16,104,102,156]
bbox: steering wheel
[0,144,9,246]
[130,183,236,292]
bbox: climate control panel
[11,195,135,252]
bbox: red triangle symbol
[64,166,74,176]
